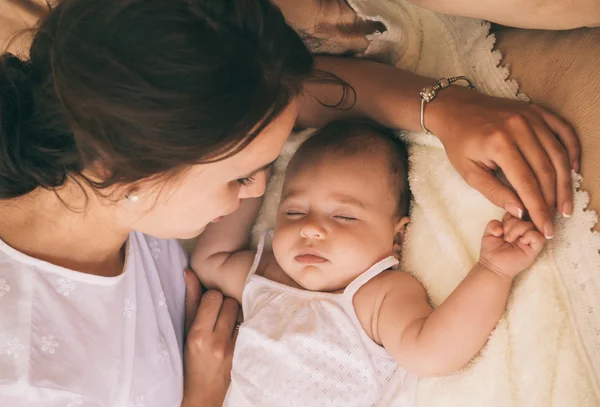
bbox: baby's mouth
[295,251,328,264]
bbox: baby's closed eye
[333,215,357,221]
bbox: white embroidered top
[0,232,188,407]
[224,232,418,407]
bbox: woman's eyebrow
[240,159,277,179]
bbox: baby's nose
[300,222,325,239]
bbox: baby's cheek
[356,234,391,267]
[271,233,291,267]
[339,237,374,270]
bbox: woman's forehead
[230,102,298,170]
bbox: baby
[192,120,545,407]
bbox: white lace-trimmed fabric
[0,232,188,407]
[224,231,418,407]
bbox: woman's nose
[238,171,267,199]
[300,220,325,240]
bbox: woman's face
[114,101,298,239]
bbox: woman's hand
[428,87,580,239]
[182,270,238,407]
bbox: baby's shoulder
[254,250,274,277]
[353,270,426,317]
[357,269,424,299]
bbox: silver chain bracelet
[419,76,476,135]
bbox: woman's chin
[185,226,207,239]
[169,226,207,240]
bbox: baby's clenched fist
[478,213,546,278]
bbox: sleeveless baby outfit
[224,231,418,407]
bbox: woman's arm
[299,56,581,238]
[406,0,600,30]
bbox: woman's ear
[392,216,410,258]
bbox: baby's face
[272,150,405,292]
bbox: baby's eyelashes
[333,215,357,222]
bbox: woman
[0,0,578,406]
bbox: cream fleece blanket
[252,1,600,406]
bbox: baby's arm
[190,198,262,303]
[356,263,512,376]
[355,215,545,376]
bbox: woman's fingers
[184,268,203,336]
[191,289,224,334]
[530,116,574,217]
[528,106,576,217]
[532,104,580,172]
[214,297,239,338]
[508,115,557,212]
[182,289,237,407]
[464,162,524,220]
[491,134,553,238]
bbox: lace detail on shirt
[41,334,59,354]
[149,238,161,260]
[130,395,146,407]
[0,277,10,297]
[5,337,25,359]
[57,278,76,296]
[66,394,83,407]
[156,334,169,363]
[123,297,136,318]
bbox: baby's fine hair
[293,119,411,216]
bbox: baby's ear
[392,216,410,257]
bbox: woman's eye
[334,216,356,221]
[237,176,256,186]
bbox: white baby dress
[224,232,418,407]
[0,232,188,407]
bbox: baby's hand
[479,213,546,278]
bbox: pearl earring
[126,193,139,202]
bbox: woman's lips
[295,253,327,264]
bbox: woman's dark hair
[0,0,316,199]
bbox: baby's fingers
[484,220,504,237]
[519,230,546,254]
[504,220,536,243]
